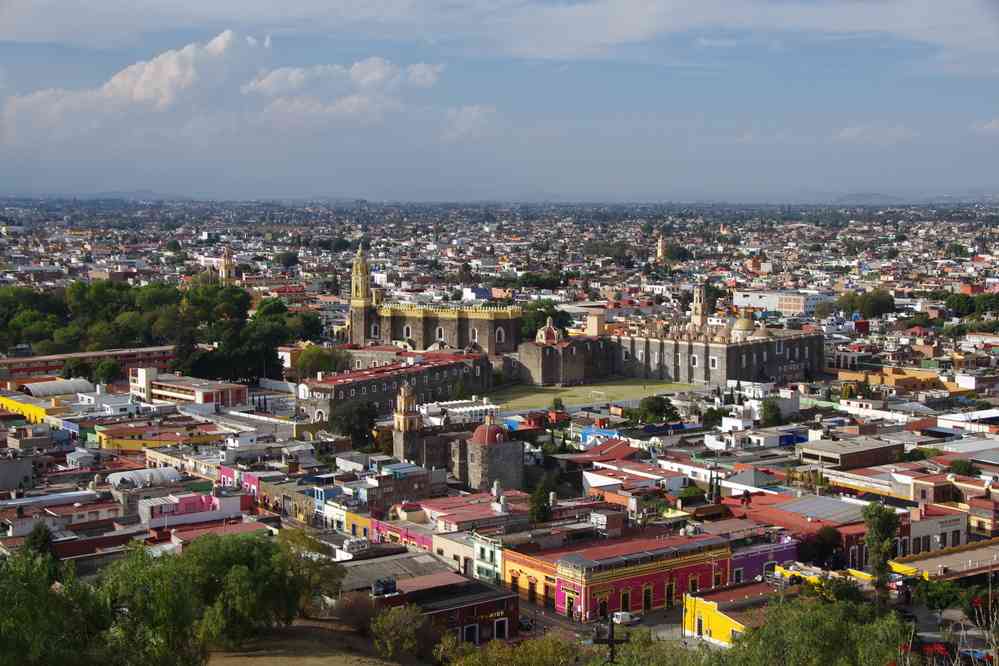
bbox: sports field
[486,378,694,412]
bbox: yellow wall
[345,511,371,538]
[0,394,67,424]
[683,594,747,647]
[97,431,223,451]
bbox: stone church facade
[348,248,521,355]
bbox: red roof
[470,422,507,446]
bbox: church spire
[351,246,371,304]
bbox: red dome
[470,423,507,446]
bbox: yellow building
[683,582,791,648]
[345,510,371,539]
[0,392,70,424]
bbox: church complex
[342,248,824,391]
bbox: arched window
[471,328,479,343]
[437,327,445,341]
[371,323,380,338]
[403,324,412,339]
[496,327,506,344]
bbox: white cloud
[241,65,348,97]
[3,1,998,64]
[242,58,443,97]
[2,31,450,151]
[406,63,445,88]
[833,124,918,146]
[442,104,496,142]
[972,119,999,135]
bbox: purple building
[700,518,798,584]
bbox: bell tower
[691,283,708,330]
[393,382,421,432]
[393,382,423,462]
[349,247,376,345]
[219,246,235,287]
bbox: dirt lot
[210,622,416,666]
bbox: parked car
[612,611,641,626]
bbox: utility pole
[593,619,630,664]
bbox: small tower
[691,283,708,330]
[393,382,421,433]
[656,234,668,264]
[349,247,377,345]
[219,246,235,287]
[392,382,422,462]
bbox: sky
[1,0,999,202]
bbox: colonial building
[297,350,492,421]
[348,248,522,355]
[517,285,825,387]
[392,384,524,492]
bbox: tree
[329,401,378,449]
[798,526,842,568]
[277,528,345,613]
[813,301,837,319]
[760,398,783,427]
[93,359,122,384]
[679,485,706,501]
[61,358,93,380]
[23,522,55,560]
[862,502,900,605]
[701,407,726,429]
[295,346,349,378]
[948,458,980,477]
[636,396,679,423]
[253,298,288,319]
[335,593,377,636]
[913,579,963,625]
[529,481,552,523]
[371,605,435,661]
[551,397,565,412]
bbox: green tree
[701,407,726,429]
[371,605,434,661]
[760,398,783,427]
[948,458,980,477]
[551,397,565,412]
[529,481,552,523]
[23,522,55,560]
[61,358,93,380]
[636,395,680,423]
[329,401,378,449]
[254,298,288,320]
[277,528,345,613]
[93,359,122,384]
[295,346,349,378]
[913,579,963,625]
[862,502,900,605]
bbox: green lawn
[485,378,694,412]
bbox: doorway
[621,590,630,612]
[566,595,575,618]
[599,599,608,619]
[643,587,652,612]
[666,581,676,608]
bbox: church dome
[749,326,771,340]
[470,421,507,446]
[535,316,564,345]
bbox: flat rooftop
[798,437,899,455]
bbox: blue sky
[1,1,998,201]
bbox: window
[742,354,747,368]
[621,590,631,611]
[403,324,412,339]
[690,355,698,368]
[496,327,505,344]
[953,529,961,546]
[637,350,644,362]
[713,571,722,588]
[437,327,445,341]
[762,350,767,362]
[709,356,718,370]
[355,360,363,369]
[653,352,659,365]
[370,323,380,338]
[623,350,630,360]
[939,532,947,548]
[688,577,699,594]
[733,568,744,584]
[471,328,478,343]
